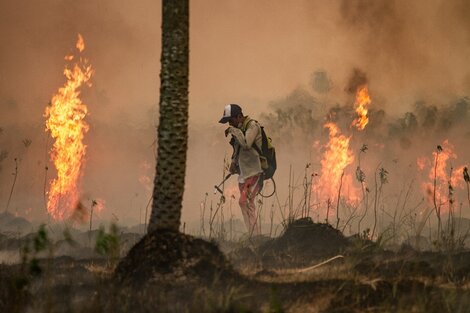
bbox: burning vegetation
[44,34,93,220]
[258,68,470,247]
[1,1,470,311]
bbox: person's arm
[229,137,240,174]
[228,123,259,149]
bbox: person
[219,104,263,236]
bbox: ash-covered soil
[1,219,470,312]
[258,217,350,268]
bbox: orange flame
[420,140,464,208]
[313,123,357,207]
[44,34,93,220]
[76,34,85,52]
[352,85,371,130]
[311,85,372,218]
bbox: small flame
[76,34,85,52]
[420,140,464,208]
[44,34,94,220]
[139,161,153,191]
[352,85,371,130]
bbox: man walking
[219,104,263,236]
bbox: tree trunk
[148,0,189,233]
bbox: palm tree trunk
[148,0,189,233]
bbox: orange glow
[76,34,85,52]
[223,183,239,200]
[311,86,372,219]
[417,157,428,170]
[352,85,371,130]
[139,161,153,191]
[421,140,464,208]
[313,123,357,207]
[93,198,106,214]
[321,123,354,185]
[44,34,93,220]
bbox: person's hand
[229,136,236,146]
[224,126,233,137]
[229,162,239,174]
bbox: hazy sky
[2,0,469,121]
[1,0,469,228]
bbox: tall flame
[44,34,93,220]
[320,123,355,192]
[311,85,372,219]
[313,123,357,210]
[352,85,371,130]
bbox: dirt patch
[258,217,349,268]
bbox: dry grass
[1,219,470,312]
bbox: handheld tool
[214,173,232,195]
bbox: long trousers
[238,174,262,236]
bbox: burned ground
[1,220,470,312]
[258,217,350,268]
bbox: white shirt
[228,117,263,182]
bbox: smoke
[346,69,368,95]
[261,88,320,145]
[0,0,159,224]
[311,71,332,94]
[256,63,470,236]
[336,0,470,108]
[1,0,469,234]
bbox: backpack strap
[241,117,254,133]
[241,118,263,156]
